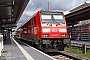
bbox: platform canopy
[65,2,90,26]
[0,0,29,29]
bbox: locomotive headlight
[43,34,49,37]
[43,34,46,36]
[61,34,66,36]
[59,29,66,32]
[42,29,50,32]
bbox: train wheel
[39,44,42,49]
[61,45,64,51]
[42,45,46,52]
[58,45,64,51]
[32,42,35,47]
[60,44,67,51]
[38,44,45,52]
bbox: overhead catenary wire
[17,0,48,30]
[22,0,39,17]
[65,0,87,11]
[48,0,73,10]
[23,0,47,18]
[49,0,87,11]
[23,0,87,19]
[24,0,70,18]
[22,0,73,23]
[21,0,87,23]
[23,0,72,18]
[25,0,87,15]
[30,0,47,14]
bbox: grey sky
[16,0,89,30]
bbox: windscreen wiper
[51,15,60,25]
[47,15,55,25]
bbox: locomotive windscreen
[41,12,64,23]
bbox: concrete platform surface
[1,37,56,60]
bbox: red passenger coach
[16,10,70,52]
[70,23,90,40]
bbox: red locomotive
[16,10,70,52]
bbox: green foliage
[64,47,90,58]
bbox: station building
[69,1,90,40]
[70,1,90,25]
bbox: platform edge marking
[18,39,57,60]
[12,38,34,60]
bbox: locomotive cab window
[41,12,64,23]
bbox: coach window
[34,17,36,24]
[27,24,28,35]
[31,18,33,25]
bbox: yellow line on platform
[12,37,34,60]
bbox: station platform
[71,40,90,45]
[1,37,55,60]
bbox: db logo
[52,29,57,32]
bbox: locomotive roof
[40,10,63,12]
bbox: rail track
[52,54,73,60]
[45,52,80,60]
